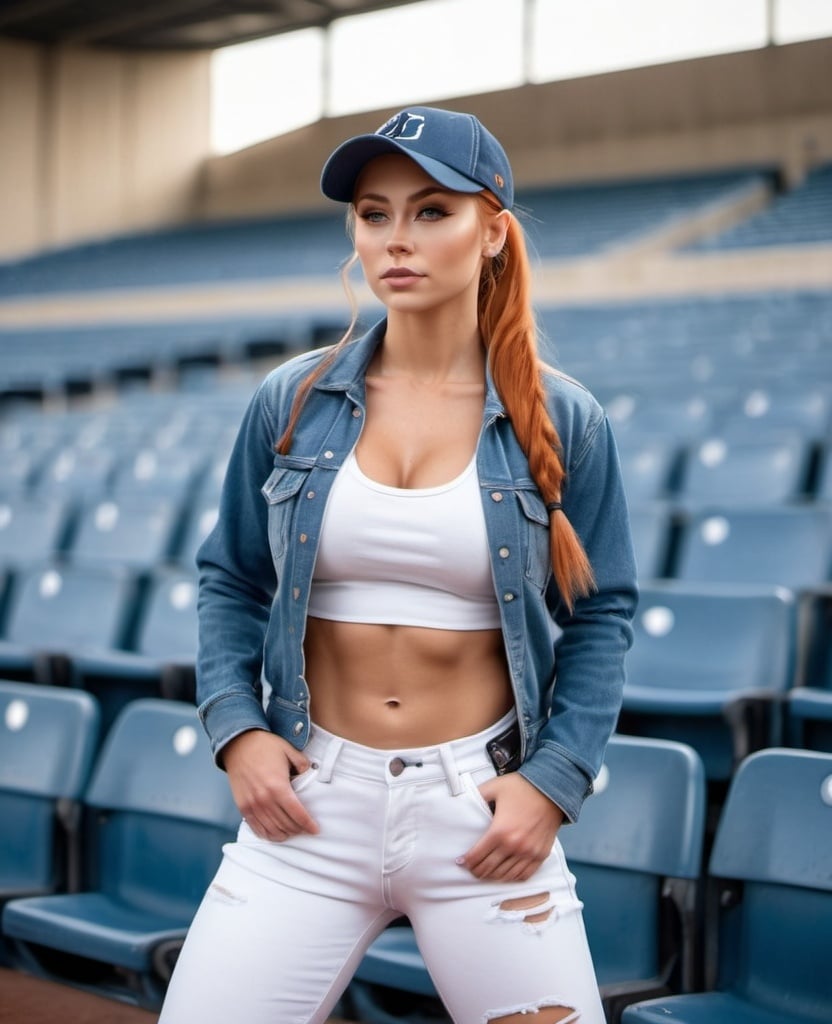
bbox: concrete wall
[2,34,830,260]
[0,37,211,261]
[198,37,832,221]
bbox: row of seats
[0,553,829,774]
[688,162,832,250]
[2,683,829,1024]
[0,169,778,300]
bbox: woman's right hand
[221,729,320,841]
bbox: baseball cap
[320,106,514,210]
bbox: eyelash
[358,205,450,223]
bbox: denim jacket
[196,319,637,823]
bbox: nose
[386,221,414,255]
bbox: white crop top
[308,449,501,630]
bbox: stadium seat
[673,505,832,589]
[785,593,832,753]
[2,698,240,1010]
[675,435,811,506]
[628,504,674,579]
[109,445,210,503]
[173,492,219,570]
[616,439,679,504]
[620,747,832,1024]
[67,495,181,571]
[353,736,707,1024]
[0,682,100,962]
[0,495,71,567]
[617,581,796,781]
[74,568,199,726]
[0,562,137,685]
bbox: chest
[356,377,485,489]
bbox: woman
[159,106,637,1024]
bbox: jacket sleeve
[518,405,638,822]
[195,378,279,763]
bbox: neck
[379,309,485,384]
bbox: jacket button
[306,490,315,499]
[352,408,362,418]
[503,592,515,602]
[292,721,304,736]
[324,450,334,459]
[299,533,308,543]
[491,492,503,502]
[498,546,510,558]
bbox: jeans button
[389,757,406,777]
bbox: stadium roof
[0,0,423,50]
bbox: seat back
[1,563,135,653]
[83,699,238,917]
[0,497,70,567]
[674,505,832,589]
[627,581,795,696]
[708,749,832,1020]
[0,682,100,895]
[559,736,705,990]
[136,571,198,661]
[68,497,179,570]
[677,435,810,504]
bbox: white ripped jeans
[158,712,605,1024]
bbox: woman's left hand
[458,773,565,882]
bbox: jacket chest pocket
[515,488,552,592]
[261,465,310,559]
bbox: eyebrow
[354,185,451,204]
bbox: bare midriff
[303,616,514,748]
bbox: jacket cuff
[198,688,270,768]
[518,741,595,824]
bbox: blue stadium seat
[67,496,181,571]
[620,747,832,1024]
[0,563,137,685]
[353,737,706,1024]
[785,593,832,753]
[173,492,219,570]
[676,435,811,506]
[0,496,71,567]
[109,445,210,503]
[0,682,100,908]
[618,582,796,780]
[673,505,832,589]
[628,504,674,579]
[74,568,199,726]
[1,699,239,1010]
[616,440,679,504]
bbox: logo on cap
[377,112,425,142]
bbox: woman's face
[352,154,506,319]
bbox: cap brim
[320,135,482,203]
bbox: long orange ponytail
[477,192,595,611]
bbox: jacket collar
[313,316,507,419]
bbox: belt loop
[315,735,343,783]
[439,743,463,797]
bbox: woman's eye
[418,206,448,220]
[359,210,387,223]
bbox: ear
[482,208,511,257]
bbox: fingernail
[455,856,465,865]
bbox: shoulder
[538,359,606,456]
[259,344,336,396]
